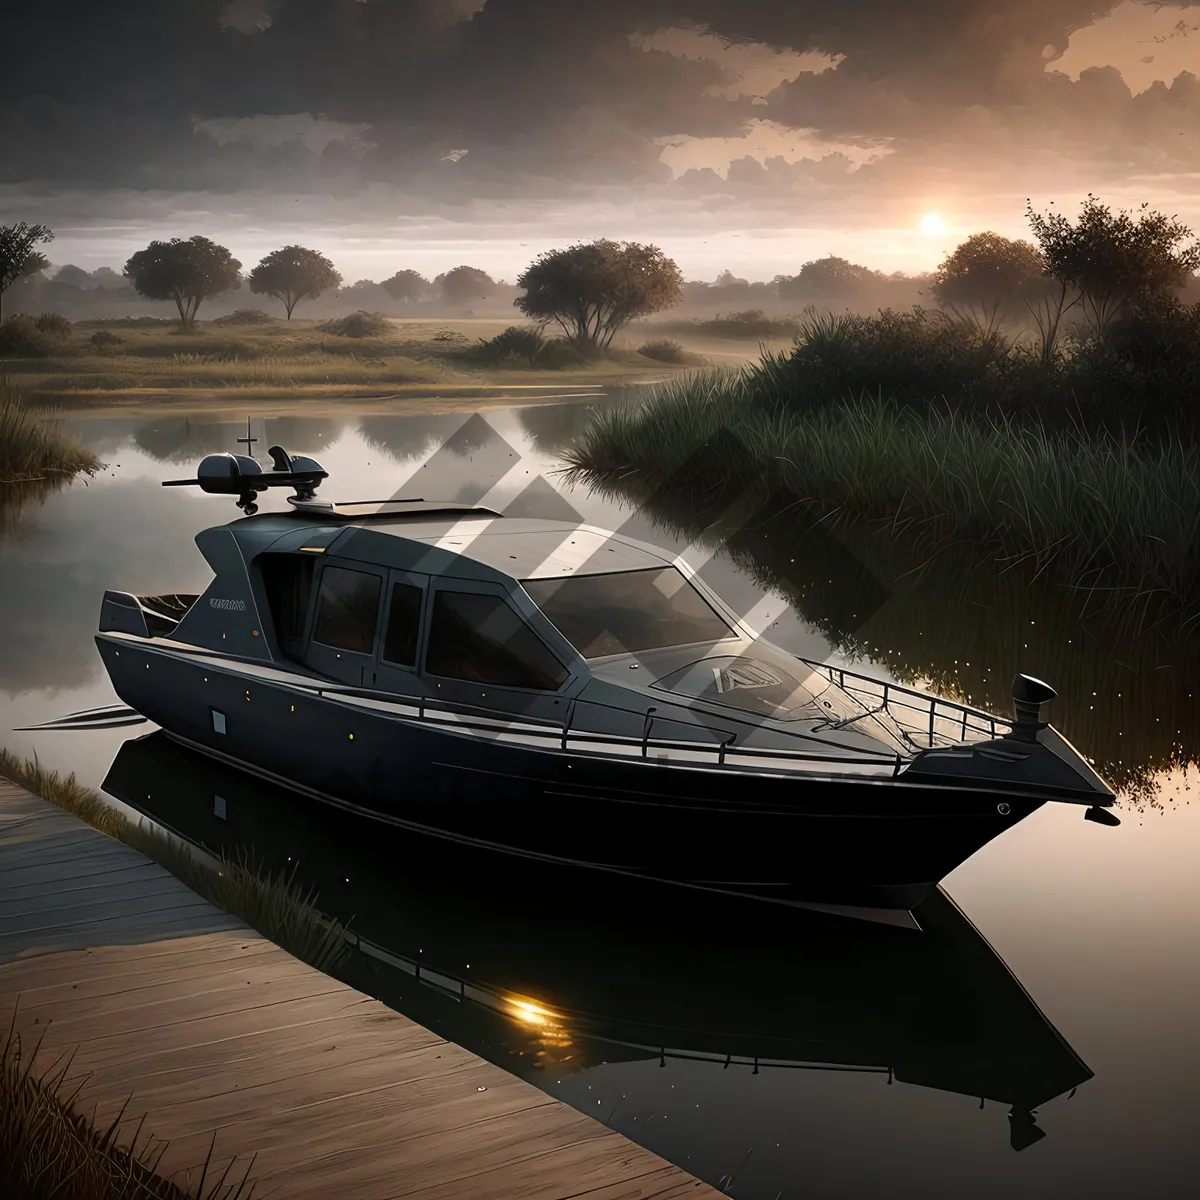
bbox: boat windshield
[522,568,735,659]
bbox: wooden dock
[0,780,717,1198]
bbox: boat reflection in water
[103,732,1094,1153]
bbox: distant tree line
[2,195,1198,347]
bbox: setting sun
[918,211,947,235]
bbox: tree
[778,256,880,299]
[381,269,431,303]
[0,222,53,321]
[247,244,342,319]
[124,237,241,326]
[436,265,497,308]
[930,233,1046,337]
[1025,194,1200,339]
[515,240,684,352]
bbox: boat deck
[0,779,716,1199]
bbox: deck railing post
[561,699,575,751]
[641,707,657,758]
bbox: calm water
[2,402,1197,1199]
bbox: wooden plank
[1,859,165,903]
[0,934,273,996]
[0,781,720,1199]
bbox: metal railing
[328,687,908,776]
[800,659,1012,750]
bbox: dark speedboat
[101,730,1095,1151]
[94,444,1118,918]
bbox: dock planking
[0,780,718,1198]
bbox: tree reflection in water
[577,482,1198,802]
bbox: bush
[470,325,546,364]
[33,312,72,338]
[0,316,57,358]
[211,308,274,326]
[694,310,802,339]
[639,338,688,363]
[88,329,123,347]
[316,310,391,338]
[754,307,1006,411]
[536,337,589,368]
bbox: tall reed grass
[0,382,99,482]
[563,380,1200,612]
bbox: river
[2,400,1197,1199]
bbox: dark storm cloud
[4,0,1200,244]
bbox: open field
[0,316,711,408]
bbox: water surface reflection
[2,403,1198,1198]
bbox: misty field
[0,314,704,405]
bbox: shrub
[316,310,391,338]
[753,307,1006,411]
[694,310,802,339]
[0,316,57,358]
[639,338,688,363]
[33,312,72,338]
[470,325,546,364]
[536,337,589,368]
[211,308,274,326]
[88,329,123,347]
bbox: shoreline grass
[563,379,1200,614]
[2,1009,256,1199]
[0,749,351,974]
[0,382,100,484]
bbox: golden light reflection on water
[503,994,579,1073]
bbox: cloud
[5,1,1200,278]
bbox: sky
[4,0,1200,281]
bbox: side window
[426,591,568,690]
[382,581,423,667]
[312,566,381,654]
[259,553,315,653]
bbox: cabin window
[260,554,316,654]
[522,567,733,659]
[382,581,423,667]
[312,566,382,655]
[426,591,568,690]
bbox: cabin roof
[256,505,675,578]
[403,519,672,578]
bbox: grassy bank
[563,378,1200,614]
[0,316,694,404]
[0,750,350,974]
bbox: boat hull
[97,636,1044,911]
